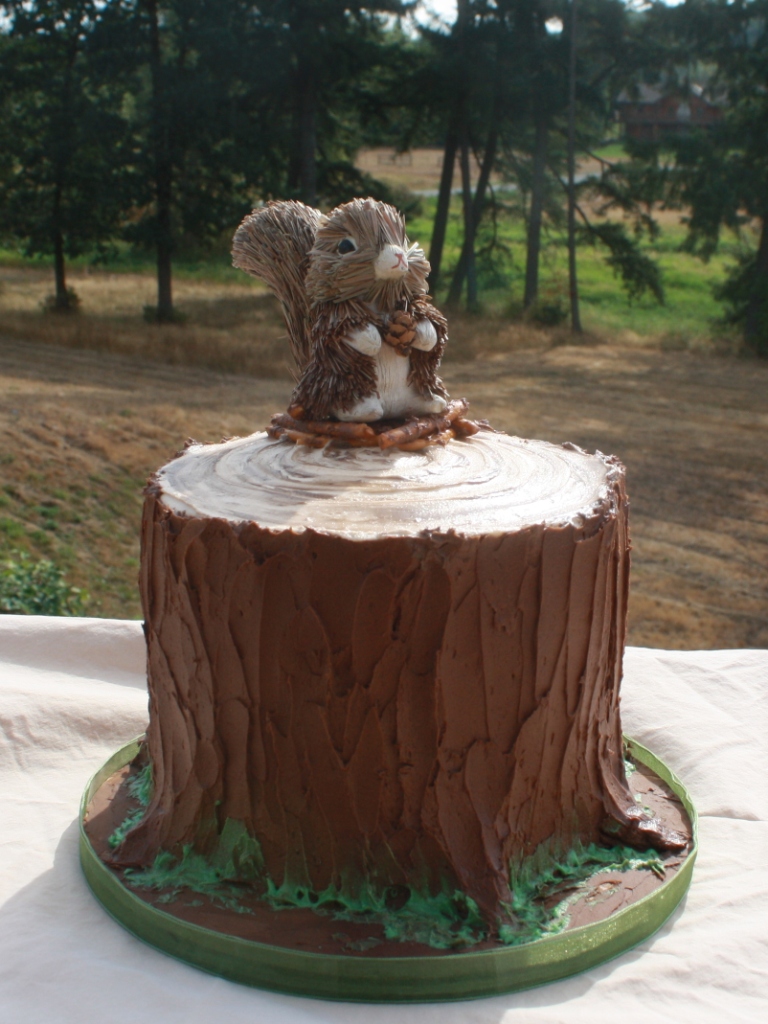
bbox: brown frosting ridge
[116,443,686,933]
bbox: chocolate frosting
[116,432,686,933]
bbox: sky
[414,0,686,32]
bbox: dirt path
[1,336,766,648]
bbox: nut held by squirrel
[231,197,481,449]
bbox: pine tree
[661,0,768,354]
[0,1,129,310]
[107,0,253,322]
[251,1,409,208]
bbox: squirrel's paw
[344,323,381,356]
[410,393,447,415]
[335,395,384,423]
[411,320,438,352]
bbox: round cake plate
[80,737,697,1003]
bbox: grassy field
[1,335,766,648]
[0,191,749,354]
[405,199,744,346]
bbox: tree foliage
[0,550,87,616]
[111,0,256,319]
[0,1,130,308]
[0,0,766,343]
[637,0,768,353]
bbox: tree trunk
[427,127,458,294]
[146,0,174,322]
[744,216,768,356]
[524,118,549,310]
[447,121,499,306]
[115,455,683,934]
[446,127,477,309]
[50,13,81,313]
[155,213,174,321]
[52,191,69,310]
[288,61,317,205]
[444,0,476,310]
[298,70,317,207]
[567,0,582,333]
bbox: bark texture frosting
[115,431,685,934]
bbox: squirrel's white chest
[332,321,445,422]
[374,343,413,418]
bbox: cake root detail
[267,398,484,451]
[601,811,689,852]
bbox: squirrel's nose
[374,245,408,281]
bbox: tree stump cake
[109,429,685,938]
[82,198,693,990]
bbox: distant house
[616,84,722,142]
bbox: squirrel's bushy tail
[232,200,322,370]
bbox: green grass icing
[126,847,255,913]
[499,842,665,946]
[107,807,145,850]
[123,818,264,914]
[113,757,668,948]
[264,879,487,949]
[107,763,153,850]
[121,822,666,949]
[127,762,153,806]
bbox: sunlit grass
[409,199,738,345]
[0,240,246,285]
[590,141,627,163]
[0,262,293,377]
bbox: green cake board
[79,737,697,1003]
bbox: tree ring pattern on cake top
[154,430,615,540]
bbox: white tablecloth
[1,615,766,1023]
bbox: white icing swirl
[156,431,613,539]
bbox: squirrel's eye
[337,238,356,255]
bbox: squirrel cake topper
[232,197,481,450]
